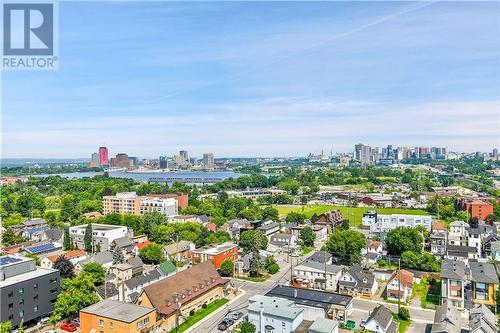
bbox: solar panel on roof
[0,256,23,266]
[26,243,60,254]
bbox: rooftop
[470,262,499,284]
[440,259,467,280]
[80,299,154,323]
[248,295,303,320]
[266,285,353,309]
[192,242,237,255]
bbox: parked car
[217,318,234,331]
[229,311,243,321]
[60,322,78,332]
[71,318,80,326]
[40,317,50,324]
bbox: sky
[1,1,499,159]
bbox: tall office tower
[493,148,498,158]
[354,143,374,166]
[203,153,214,168]
[89,152,100,168]
[159,156,168,169]
[179,150,189,163]
[99,146,109,165]
[387,145,393,159]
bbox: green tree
[0,228,19,246]
[299,226,316,247]
[53,255,75,279]
[261,206,279,221]
[386,227,424,255]
[81,262,106,285]
[0,322,12,333]
[25,253,41,266]
[326,229,365,264]
[60,194,79,222]
[63,227,72,250]
[239,230,268,254]
[240,321,256,333]
[50,274,99,323]
[219,259,234,277]
[141,212,166,237]
[112,247,125,264]
[84,223,93,253]
[285,211,306,224]
[139,244,165,264]
[398,307,411,321]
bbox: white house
[248,295,304,333]
[292,260,342,291]
[448,221,468,246]
[386,270,414,302]
[363,305,399,333]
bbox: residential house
[483,235,500,258]
[446,245,479,264]
[135,261,229,332]
[269,233,297,252]
[363,241,383,267]
[440,259,467,307]
[79,299,157,333]
[110,236,135,256]
[257,221,280,236]
[238,250,268,273]
[120,269,165,302]
[82,211,102,219]
[163,241,195,263]
[266,285,353,323]
[470,262,499,306]
[491,241,500,261]
[430,231,447,257]
[430,300,461,333]
[308,251,333,265]
[292,260,342,291]
[190,242,238,269]
[157,260,177,277]
[75,250,114,271]
[290,224,328,242]
[338,265,378,297]
[432,221,446,233]
[22,226,50,241]
[109,263,133,283]
[469,304,498,333]
[363,305,398,333]
[23,242,62,257]
[69,224,131,251]
[448,221,468,246]
[41,228,64,243]
[132,241,151,256]
[386,270,414,302]
[316,210,343,230]
[10,218,48,236]
[41,249,87,269]
[467,227,482,256]
[126,257,144,277]
[248,295,304,333]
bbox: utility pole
[397,259,401,313]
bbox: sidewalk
[183,289,247,333]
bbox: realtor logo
[2,1,58,70]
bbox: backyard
[275,204,430,227]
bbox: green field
[275,205,430,227]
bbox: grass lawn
[413,279,441,309]
[275,204,430,226]
[237,274,271,282]
[300,246,314,256]
[172,298,229,333]
[394,318,411,333]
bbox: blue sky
[2,1,499,158]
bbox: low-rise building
[79,299,157,333]
[469,304,498,333]
[446,245,479,264]
[338,265,378,297]
[362,212,432,232]
[269,233,297,252]
[266,285,353,323]
[0,255,60,328]
[386,269,414,302]
[163,241,195,262]
[41,249,87,269]
[363,305,398,333]
[248,295,304,333]
[291,224,328,241]
[430,232,447,256]
[190,242,238,269]
[440,259,466,308]
[448,221,468,246]
[308,317,339,333]
[308,251,333,265]
[292,260,342,291]
[225,188,287,200]
[110,236,135,255]
[257,221,280,236]
[430,300,461,333]
[470,262,499,306]
[136,261,229,332]
[69,224,131,251]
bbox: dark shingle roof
[44,228,63,241]
[367,305,393,331]
[266,285,353,309]
[308,251,332,264]
[441,259,467,280]
[470,262,499,284]
[124,269,162,289]
[340,265,375,288]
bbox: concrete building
[464,201,494,221]
[430,231,447,256]
[139,196,178,217]
[225,188,287,200]
[248,295,304,333]
[103,192,141,215]
[80,299,156,333]
[361,211,432,232]
[440,259,466,307]
[69,224,131,251]
[203,153,214,169]
[0,255,60,327]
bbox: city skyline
[2,1,499,158]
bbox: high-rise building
[99,146,109,165]
[354,143,375,166]
[159,156,168,169]
[179,150,189,163]
[110,153,131,168]
[492,148,498,158]
[203,153,214,168]
[88,152,101,168]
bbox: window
[8,315,13,321]
[18,288,24,295]
[8,303,13,310]
[99,319,104,327]
[19,310,24,318]
[144,317,150,324]
[34,283,39,290]
[475,283,488,300]
[8,291,13,298]
[109,322,113,328]
[50,288,58,294]
[34,295,38,301]
[34,305,39,312]
[50,278,57,284]
[19,299,24,306]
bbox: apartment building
[292,260,342,291]
[190,243,238,269]
[361,211,432,232]
[440,259,466,307]
[69,224,131,250]
[103,192,141,215]
[448,221,468,246]
[139,197,178,217]
[80,299,157,333]
[0,256,60,327]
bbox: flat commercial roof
[80,299,155,323]
[266,285,353,309]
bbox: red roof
[135,241,151,251]
[390,269,414,289]
[368,241,382,248]
[206,223,217,231]
[47,249,86,263]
